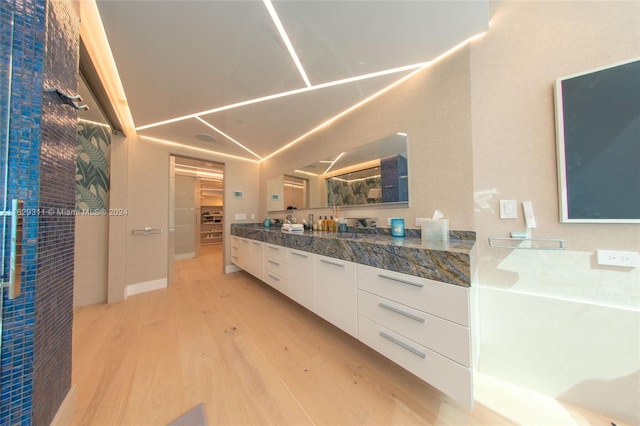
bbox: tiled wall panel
[33,1,79,425]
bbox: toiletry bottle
[330,215,334,232]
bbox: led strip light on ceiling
[263,0,311,88]
[195,117,263,161]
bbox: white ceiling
[94,0,489,162]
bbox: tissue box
[421,219,449,243]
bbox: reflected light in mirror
[323,152,345,174]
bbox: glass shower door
[0,10,23,355]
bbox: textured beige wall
[472,1,640,285]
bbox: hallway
[72,246,514,425]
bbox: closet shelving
[199,179,223,245]
[201,206,223,245]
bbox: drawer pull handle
[379,331,426,359]
[320,259,345,267]
[268,246,281,251]
[231,255,238,260]
[267,273,280,282]
[291,251,309,258]
[378,273,424,288]
[252,241,261,245]
[268,259,280,265]
[378,303,425,323]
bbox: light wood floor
[70,246,521,425]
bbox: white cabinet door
[232,237,263,280]
[315,255,357,337]
[288,249,315,312]
[247,239,264,280]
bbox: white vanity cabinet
[356,264,473,408]
[230,228,475,408]
[231,236,264,281]
[315,255,358,338]
[247,240,264,280]
[287,248,316,312]
[263,243,288,293]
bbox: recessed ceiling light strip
[263,0,312,88]
[135,63,426,131]
[139,135,259,163]
[195,117,263,161]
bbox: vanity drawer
[358,290,470,367]
[264,270,288,294]
[264,243,287,262]
[356,264,469,327]
[264,256,288,279]
[358,316,472,408]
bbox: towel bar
[488,237,565,250]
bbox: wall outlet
[596,250,640,267]
[415,218,429,226]
[235,213,247,221]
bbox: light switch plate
[235,213,246,220]
[500,200,517,219]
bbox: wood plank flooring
[72,245,514,425]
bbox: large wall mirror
[267,132,409,211]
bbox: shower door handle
[8,199,22,298]
[1,199,22,299]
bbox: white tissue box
[421,219,449,242]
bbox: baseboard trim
[125,278,167,299]
[174,252,195,260]
[225,264,241,274]
[50,385,76,426]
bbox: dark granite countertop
[231,224,476,288]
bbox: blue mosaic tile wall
[0,0,78,424]
[32,1,78,424]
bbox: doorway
[168,156,224,282]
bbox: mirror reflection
[267,132,408,211]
